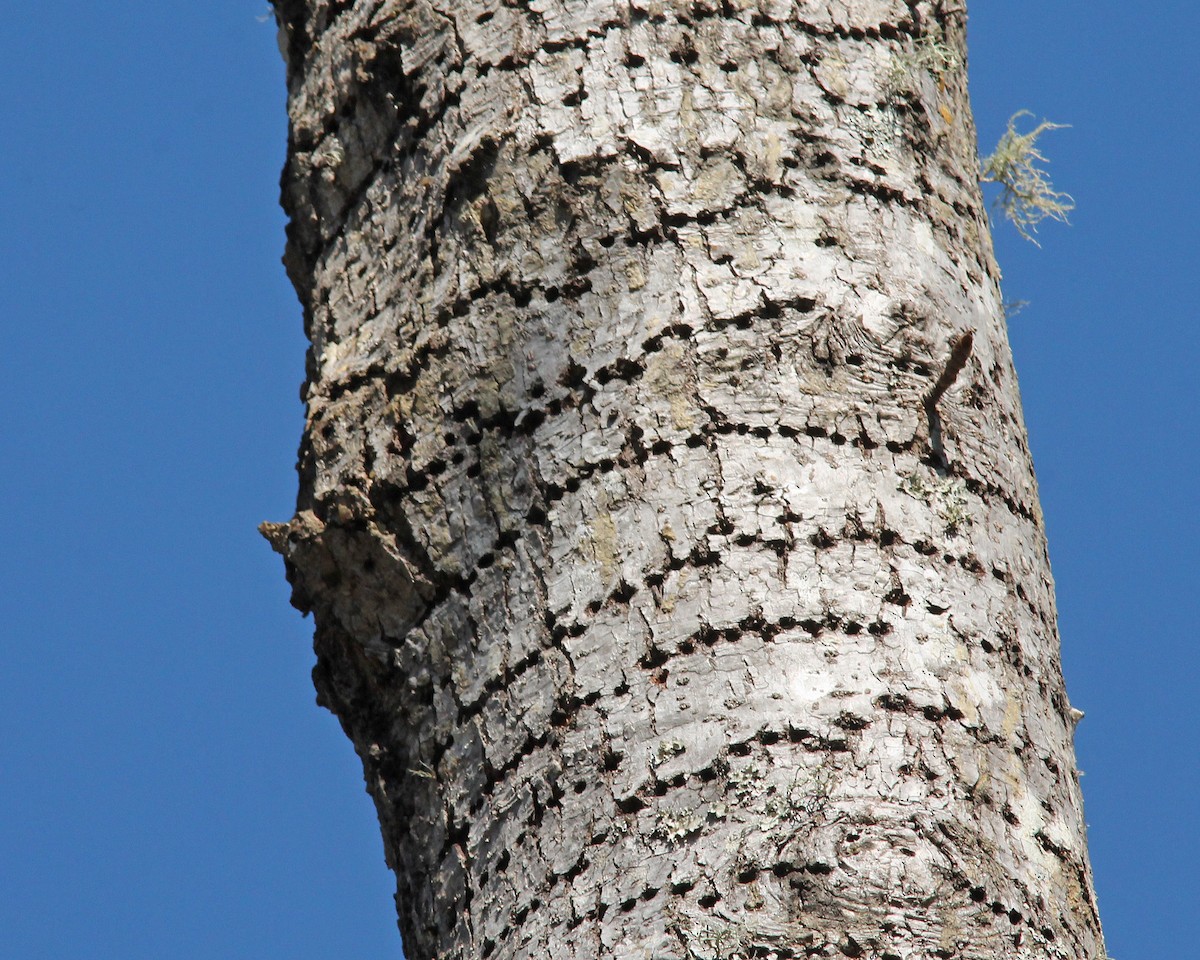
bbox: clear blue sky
[2,4,1195,958]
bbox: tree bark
[263,1,1105,957]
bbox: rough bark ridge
[264,1,1105,957]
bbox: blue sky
[2,3,1195,958]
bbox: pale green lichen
[725,762,833,826]
[652,738,687,765]
[901,472,974,536]
[888,26,961,91]
[727,762,764,803]
[981,111,1074,244]
[653,806,706,842]
[764,767,833,821]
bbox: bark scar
[924,331,974,470]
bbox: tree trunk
[263,1,1105,957]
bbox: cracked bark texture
[263,1,1105,958]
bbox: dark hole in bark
[640,646,669,668]
[610,580,636,603]
[602,750,624,771]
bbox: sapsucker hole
[602,750,624,771]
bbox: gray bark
[263,1,1105,957]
